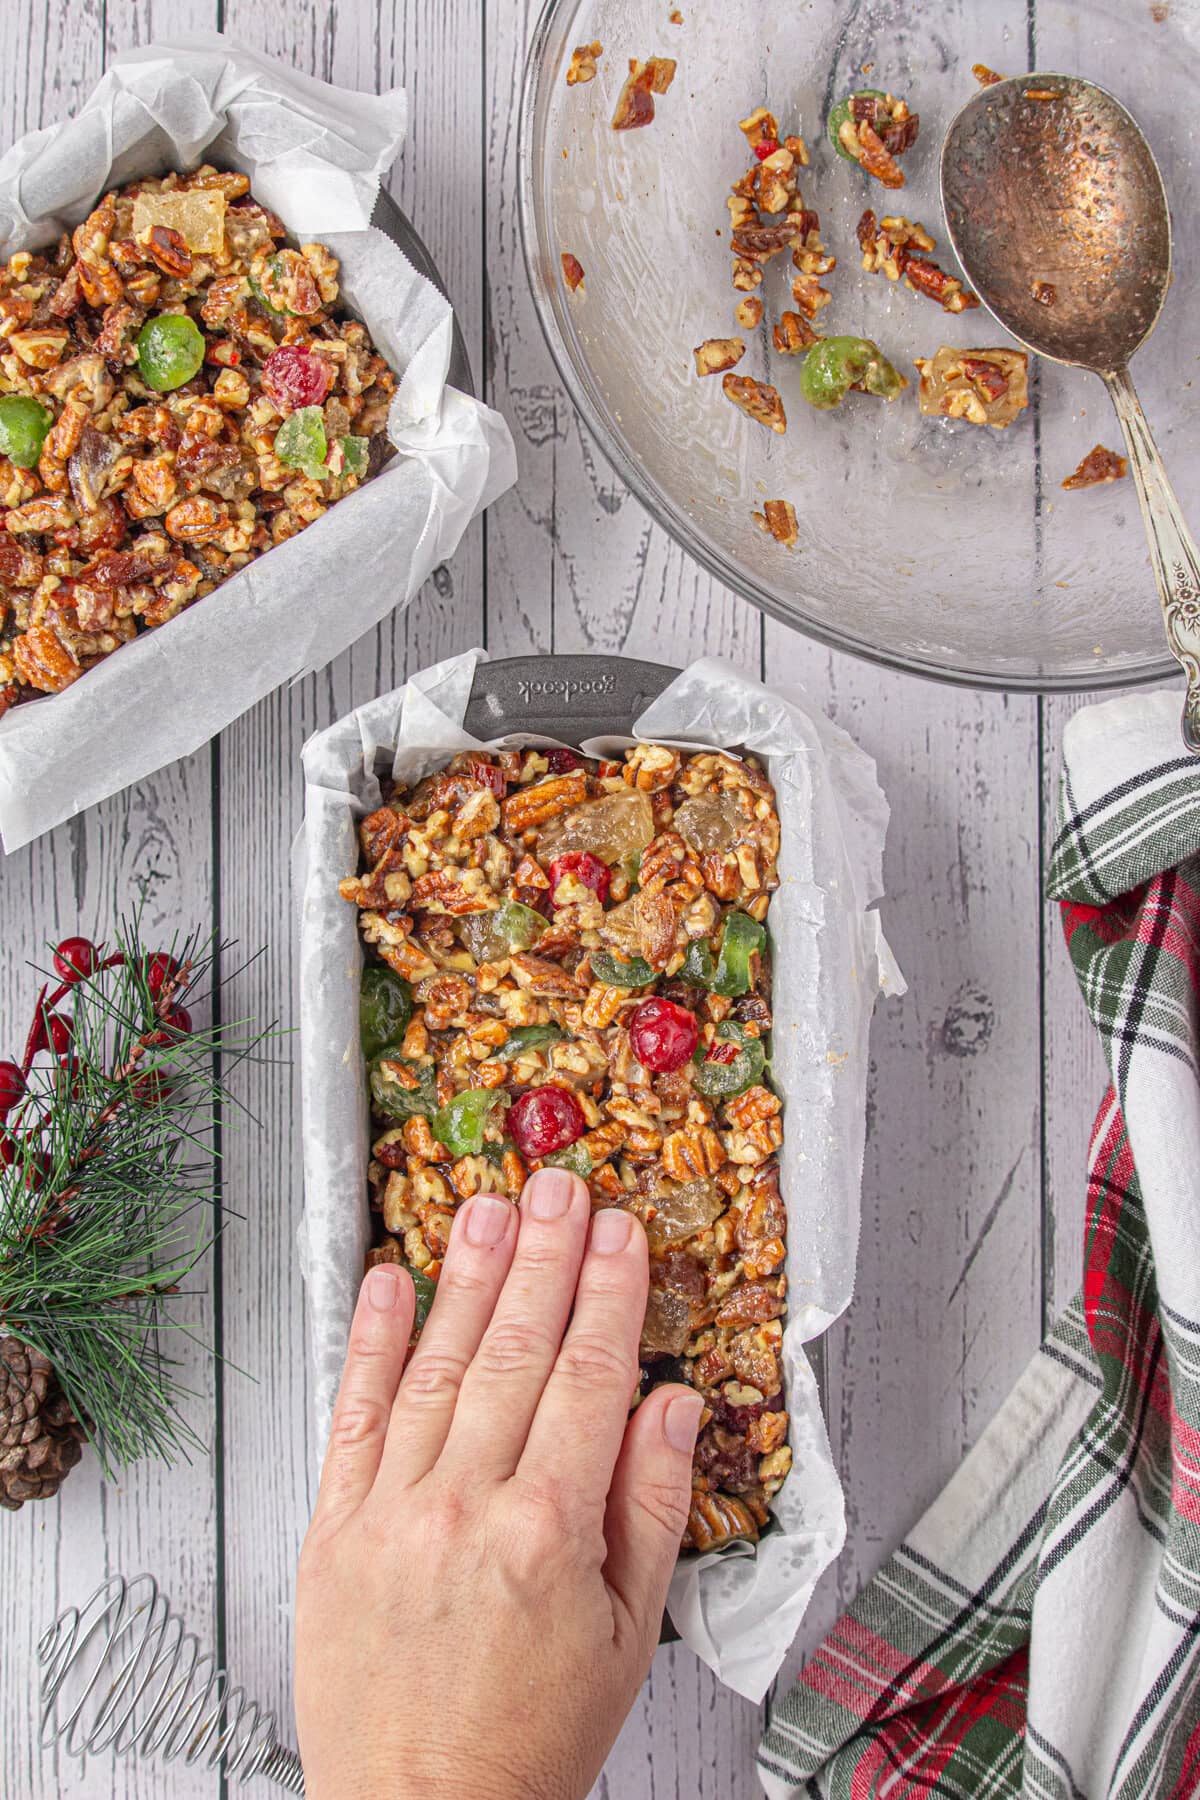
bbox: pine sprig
[0,917,274,1478]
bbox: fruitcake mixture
[0,166,397,717]
[340,742,792,1553]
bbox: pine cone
[0,1335,86,1511]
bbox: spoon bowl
[942,75,1200,747]
[942,76,1170,372]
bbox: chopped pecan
[11,625,80,693]
[903,256,979,313]
[144,225,193,278]
[721,373,786,434]
[164,496,228,544]
[561,253,585,294]
[734,296,763,329]
[502,770,589,832]
[730,220,804,261]
[738,107,779,149]
[661,1126,726,1182]
[683,1491,761,1551]
[566,41,602,85]
[751,499,798,549]
[855,119,906,189]
[611,56,676,130]
[772,311,819,355]
[410,867,498,915]
[1062,444,1128,491]
[693,337,745,377]
[9,329,69,370]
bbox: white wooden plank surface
[0,3,1164,1797]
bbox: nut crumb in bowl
[0,166,397,718]
[1062,444,1128,490]
[343,741,791,1555]
[914,347,1029,428]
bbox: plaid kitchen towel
[758,689,1200,1800]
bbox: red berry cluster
[0,938,190,1177]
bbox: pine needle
[0,915,276,1479]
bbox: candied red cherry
[546,748,583,774]
[547,850,611,908]
[508,1085,586,1159]
[262,344,334,414]
[145,952,180,998]
[0,1060,25,1117]
[754,137,780,160]
[53,936,97,982]
[628,997,699,1072]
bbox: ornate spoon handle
[1104,364,1200,751]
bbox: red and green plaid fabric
[759,691,1200,1799]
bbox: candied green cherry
[460,899,545,965]
[590,950,656,988]
[711,910,766,997]
[693,1021,768,1098]
[369,1050,437,1122]
[432,1087,507,1158]
[495,1024,565,1061]
[274,405,329,480]
[408,1265,437,1331]
[679,939,717,989]
[799,336,907,411]
[545,1141,594,1177]
[136,313,206,392]
[359,965,413,1061]
[340,435,370,478]
[0,395,53,470]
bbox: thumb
[602,1385,704,1650]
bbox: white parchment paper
[296,649,902,1702]
[0,37,516,853]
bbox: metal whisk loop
[38,1573,305,1792]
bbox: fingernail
[465,1192,512,1246]
[527,1168,577,1221]
[591,1207,634,1255]
[663,1394,704,1454]
[365,1265,403,1311]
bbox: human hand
[294,1167,704,1800]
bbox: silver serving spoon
[941,75,1200,746]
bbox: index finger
[314,1263,416,1527]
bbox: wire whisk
[38,1572,305,1791]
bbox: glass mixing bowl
[518,0,1199,690]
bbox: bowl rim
[516,0,1179,696]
